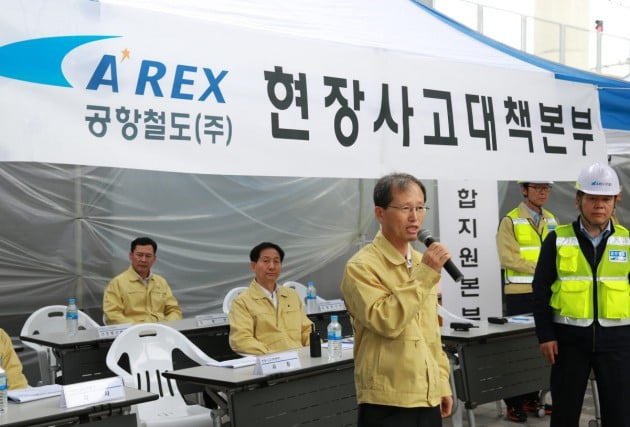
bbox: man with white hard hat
[533,162,630,426]
[496,180,557,422]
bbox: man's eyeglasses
[527,185,552,193]
[387,205,430,215]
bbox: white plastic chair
[20,305,100,385]
[106,323,216,427]
[221,286,248,314]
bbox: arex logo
[590,180,612,188]
[0,35,228,102]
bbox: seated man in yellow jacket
[228,242,312,355]
[103,237,183,324]
[1,328,28,389]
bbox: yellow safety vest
[550,224,630,327]
[504,208,557,285]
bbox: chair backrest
[21,305,100,339]
[282,280,326,304]
[282,281,308,303]
[105,323,214,422]
[222,286,248,314]
[20,305,100,384]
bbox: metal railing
[433,0,630,79]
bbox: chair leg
[495,400,503,417]
[37,351,52,385]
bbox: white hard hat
[575,162,620,195]
[517,180,554,185]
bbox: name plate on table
[61,376,125,408]
[97,324,131,339]
[319,299,346,312]
[253,350,300,375]
[195,313,228,326]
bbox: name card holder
[253,350,300,375]
[195,313,228,327]
[61,376,125,409]
[318,299,346,313]
[97,324,131,339]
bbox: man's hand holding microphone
[417,229,464,282]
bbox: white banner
[0,1,607,180]
[438,180,503,320]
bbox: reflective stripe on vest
[504,208,556,285]
[553,314,593,327]
[550,224,630,327]
[609,236,630,246]
[553,315,630,326]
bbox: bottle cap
[68,298,76,304]
[331,315,338,322]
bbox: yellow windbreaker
[103,267,183,324]
[341,231,451,408]
[228,280,312,355]
[1,328,28,389]
[496,202,557,294]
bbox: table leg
[466,407,477,427]
[450,399,464,427]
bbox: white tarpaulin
[1,0,608,181]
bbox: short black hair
[250,242,285,262]
[373,173,426,208]
[131,237,157,253]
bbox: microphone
[417,229,464,283]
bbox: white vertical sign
[437,180,503,320]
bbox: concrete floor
[444,387,598,427]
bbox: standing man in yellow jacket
[496,180,556,422]
[229,242,312,355]
[341,173,453,427]
[533,163,630,426]
[103,237,183,324]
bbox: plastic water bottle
[306,281,320,314]
[0,356,7,415]
[66,298,79,336]
[327,315,343,362]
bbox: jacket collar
[373,230,410,267]
[124,266,153,284]
[518,201,553,220]
[249,279,290,299]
